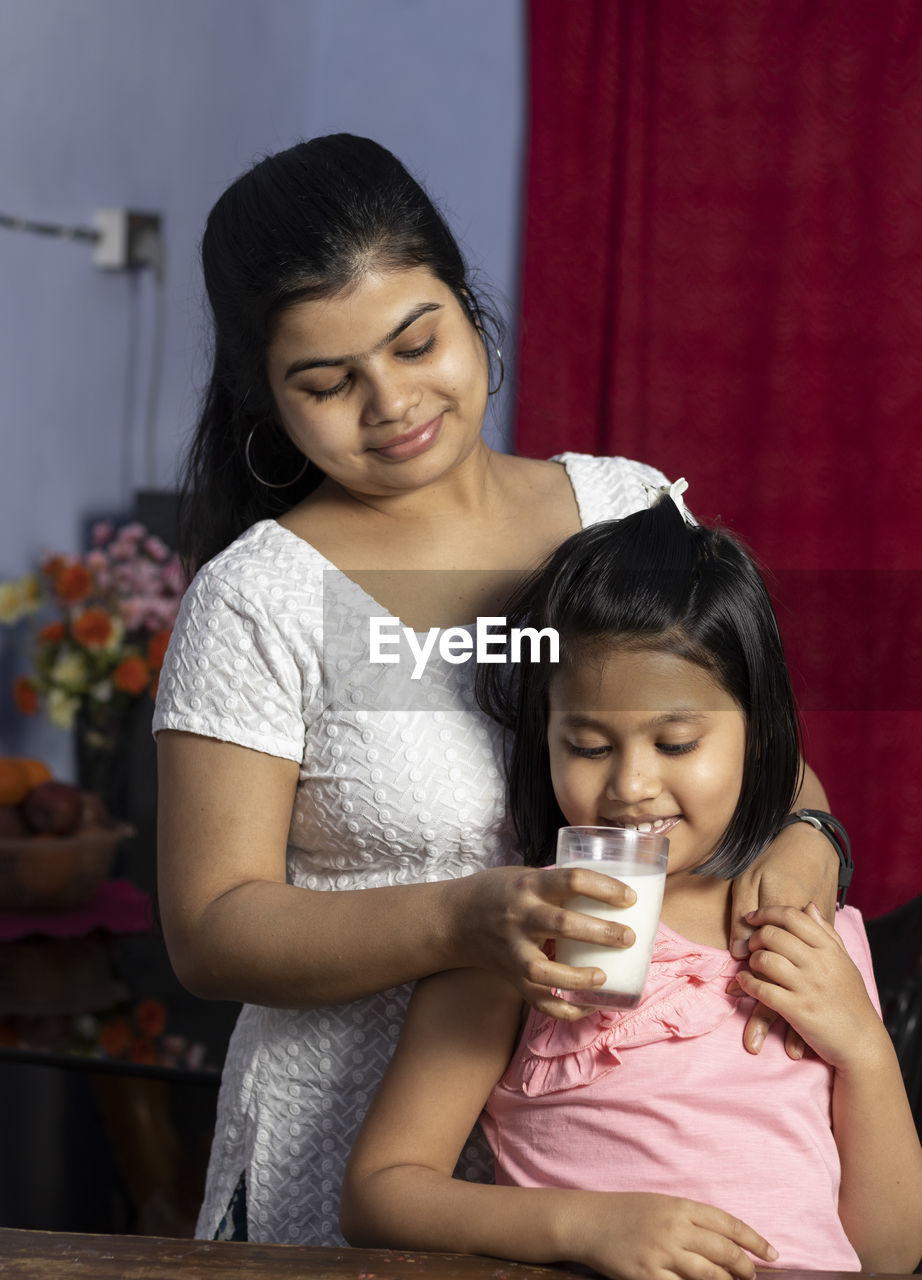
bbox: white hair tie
[641,476,692,523]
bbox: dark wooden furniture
[0,1229,905,1280]
[0,921,239,1235]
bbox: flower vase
[74,699,158,892]
[75,710,132,823]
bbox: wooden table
[0,1229,908,1280]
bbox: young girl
[341,488,922,1278]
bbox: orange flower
[12,676,38,715]
[146,628,171,671]
[112,655,150,695]
[40,553,66,578]
[38,621,66,645]
[72,608,115,649]
[128,1036,157,1065]
[52,561,92,604]
[98,1018,133,1057]
[135,997,167,1038]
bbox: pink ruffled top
[480,908,878,1272]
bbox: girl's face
[547,646,746,883]
[266,266,489,499]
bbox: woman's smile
[370,413,444,461]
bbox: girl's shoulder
[836,906,881,1012]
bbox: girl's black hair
[179,133,504,571]
[478,496,802,876]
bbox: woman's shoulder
[192,519,328,605]
[550,452,675,526]
[171,519,330,659]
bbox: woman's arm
[729,763,840,1053]
[737,903,922,1272]
[341,968,777,1280]
[157,730,638,1012]
[729,764,837,950]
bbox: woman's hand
[728,819,838,1056]
[734,903,884,1070]
[567,1191,778,1280]
[457,864,637,1021]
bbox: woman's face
[265,267,490,499]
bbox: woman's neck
[320,436,505,523]
[276,450,581,629]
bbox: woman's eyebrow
[283,302,442,379]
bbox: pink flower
[143,536,169,562]
[162,560,188,596]
[86,550,109,577]
[91,521,115,548]
[108,539,135,562]
[119,599,144,630]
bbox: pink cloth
[0,879,153,941]
[481,907,879,1271]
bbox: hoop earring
[488,347,505,397]
[244,423,309,489]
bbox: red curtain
[517,0,922,917]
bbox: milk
[556,861,666,1007]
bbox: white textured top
[153,452,670,1244]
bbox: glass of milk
[555,825,669,1008]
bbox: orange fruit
[17,758,53,789]
[0,759,31,807]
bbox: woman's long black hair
[180,133,504,571]
[477,496,803,876]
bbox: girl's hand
[458,864,637,1021]
[568,1191,777,1280]
[728,820,838,1056]
[735,903,883,1070]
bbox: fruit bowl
[0,824,134,912]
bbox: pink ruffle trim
[502,925,749,1097]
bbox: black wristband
[778,809,854,909]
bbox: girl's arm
[737,903,922,1272]
[157,730,636,1014]
[729,763,839,1054]
[341,968,777,1280]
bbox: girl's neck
[659,873,732,950]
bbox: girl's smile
[547,647,747,895]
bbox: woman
[154,134,840,1246]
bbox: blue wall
[0,0,525,775]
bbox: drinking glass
[555,825,669,1007]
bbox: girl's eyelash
[657,740,699,756]
[567,740,700,759]
[307,335,436,402]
